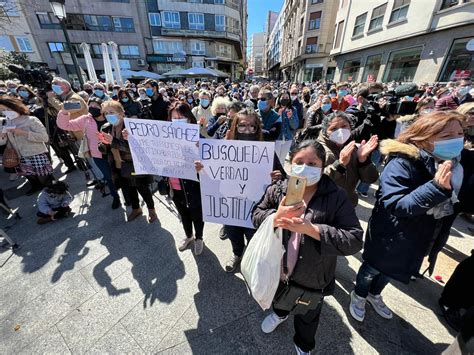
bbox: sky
[246,0,284,53]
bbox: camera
[7,64,53,95]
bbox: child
[36,181,73,224]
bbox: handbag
[77,125,91,159]
[272,281,323,315]
[3,144,20,168]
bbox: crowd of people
[1,75,473,354]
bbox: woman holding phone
[275,90,299,164]
[251,139,363,354]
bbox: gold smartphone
[285,176,307,206]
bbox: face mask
[52,84,63,95]
[338,90,348,97]
[88,107,102,118]
[18,90,29,98]
[330,93,336,98]
[280,99,290,107]
[172,118,188,124]
[187,98,193,104]
[200,99,209,108]
[121,97,129,103]
[432,137,464,161]
[146,88,154,97]
[237,133,258,141]
[303,94,310,103]
[94,89,104,97]
[113,90,118,96]
[8,87,17,94]
[421,108,434,115]
[258,100,269,111]
[329,128,351,145]
[2,110,19,120]
[105,114,120,126]
[290,95,298,101]
[291,164,322,186]
[459,86,471,97]
[140,94,147,100]
[321,103,331,112]
[85,88,93,95]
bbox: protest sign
[199,139,275,228]
[124,118,200,181]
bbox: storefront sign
[147,55,187,63]
[306,63,323,68]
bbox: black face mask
[237,133,258,141]
[85,88,93,95]
[303,94,311,103]
[88,107,102,118]
[280,99,291,107]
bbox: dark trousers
[124,184,154,210]
[225,225,255,257]
[37,206,71,218]
[354,261,391,298]
[50,140,75,169]
[93,157,118,198]
[274,297,324,352]
[441,252,474,310]
[172,189,204,239]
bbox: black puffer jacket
[252,175,363,293]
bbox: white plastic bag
[241,213,284,310]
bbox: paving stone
[86,323,143,354]
[17,325,71,355]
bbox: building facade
[0,0,43,64]
[279,0,339,82]
[330,0,474,83]
[265,10,284,80]
[248,32,265,77]
[140,0,247,80]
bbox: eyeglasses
[258,98,267,101]
[237,124,258,134]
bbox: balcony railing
[161,28,240,42]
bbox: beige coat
[48,90,88,140]
[0,115,49,157]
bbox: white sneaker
[9,173,19,181]
[367,293,393,319]
[294,344,310,355]
[194,239,203,255]
[261,312,288,334]
[178,237,194,252]
[349,291,366,322]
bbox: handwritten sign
[124,118,200,181]
[199,139,275,228]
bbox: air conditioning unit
[137,59,146,66]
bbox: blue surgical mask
[105,114,120,126]
[330,93,336,98]
[8,87,17,94]
[338,90,348,97]
[321,103,331,112]
[432,137,464,161]
[291,164,322,186]
[52,84,63,95]
[459,86,471,97]
[18,90,29,98]
[187,98,193,104]
[172,118,188,124]
[94,89,104,97]
[121,97,129,103]
[200,99,209,107]
[258,100,269,111]
[146,88,154,97]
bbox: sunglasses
[237,124,258,134]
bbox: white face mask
[291,164,322,186]
[291,95,298,101]
[329,128,351,145]
[172,118,188,124]
[2,110,19,120]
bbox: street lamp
[49,0,84,86]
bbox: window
[192,61,205,68]
[15,37,32,52]
[113,17,134,32]
[214,0,225,3]
[148,13,161,26]
[64,14,86,30]
[162,11,180,29]
[215,15,225,31]
[361,54,382,82]
[48,42,66,53]
[440,0,459,10]
[382,46,422,82]
[91,44,103,58]
[341,59,361,81]
[306,37,318,53]
[0,35,14,52]
[36,12,60,29]
[311,0,323,3]
[299,18,304,36]
[119,45,140,58]
[152,40,183,54]
[308,11,321,30]
[369,3,386,31]
[188,0,202,2]
[188,13,204,30]
[352,12,367,37]
[191,41,205,55]
[84,15,112,31]
[226,17,240,34]
[439,37,474,81]
[389,0,410,23]
[217,43,232,58]
[334,20,344,48]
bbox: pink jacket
[56,111,102,159]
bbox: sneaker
[94,181,105,190]
[8,173,19,181]
[439,298,463,332]
[178,236,194,252]
[87,179,98,187]
[224,254,241,272]
[367,293,393,319]
[294,344,310,355]
[111,196,121,210]
[349,291,366,322]
[358,191,368,198]
[219,226,227,240]
[147,209,158,223]
[261,312,288,334]
[194,239,204,255]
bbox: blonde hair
[211,96,230,116]
[102,100,124,114]
[457,102,474,116]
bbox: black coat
[169,178,202,210]
[149,95,170,121]
[252,175,363,292]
